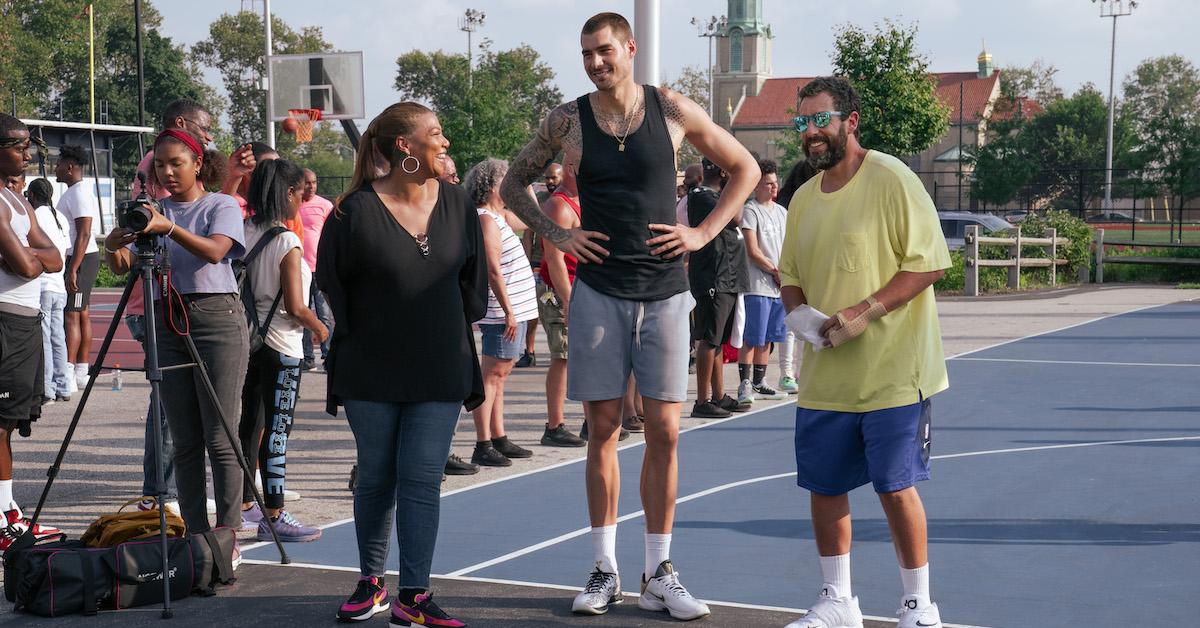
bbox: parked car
[1085,211,1141,223]
[1004,210,1030,223]
[939,212,1016,250]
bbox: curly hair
[58,145,88,168]
[463,158,508,208]
[797,76,860,118]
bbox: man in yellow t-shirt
[778,77,951,628]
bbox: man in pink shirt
[297,168,334,370]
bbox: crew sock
[900,563,930,602]
[0,479,13,511]
[752,364,767,386]
[737,363,751,382]
[644,533,671,580]
[591,525,618,573]
[819,553,852,598]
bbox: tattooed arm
[645,87,759,259]
[500,102,610,264]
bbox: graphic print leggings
[238,345,302,510]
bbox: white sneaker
[74,365,89,390]
[737,379,755,405]
[571,563,621,615]
[66,364,79,394]
[897,595,941,628]
[786,584,863,628]
[638,560,710,620]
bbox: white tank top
[0,188,43,310]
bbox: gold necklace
[614,90,642,152]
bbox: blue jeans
[40,291,70,399]
[125,314,177,500]
[344,399,461,587]
[302,280,333,362]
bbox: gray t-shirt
[159,193,246,294]
[740,198,788,298]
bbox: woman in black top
[317,102,485,627]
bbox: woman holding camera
[237,158,327,543]
[102,129,248,542]
[318,102,485,626]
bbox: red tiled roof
[732,71,1002,129]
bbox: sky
[155,0,1200,130]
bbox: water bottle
[111,363,123,391]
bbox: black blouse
[315,182,488,414]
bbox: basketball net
[287,108,322,143]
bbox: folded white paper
[784,305,831,352]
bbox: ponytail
[248,158,304,226]
[336,101,433,214]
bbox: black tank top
[575,85,688,301]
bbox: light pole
[691,15,726,119]
[1095,0,1136,210]
[459,8,485,130]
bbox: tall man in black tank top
[500,12,758,620]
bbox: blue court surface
[245,301,1200,627]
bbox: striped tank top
[477,207,539,325]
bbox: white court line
[943,300,1190,361]
[234,561,989,627]
[954,357,1200,368]
[248,302,1197,556]
[446,435,1200,578]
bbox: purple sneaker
[258,509,322,542]
[240,504,263,532]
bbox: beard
[803,123,848,171]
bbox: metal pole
[134,0,145,128]
[634,0,660,86]
[958,82,964,211]
[700,35,710,117]
[264,0,275,147]
[88,4,95,126]
[1102,14,1117,210]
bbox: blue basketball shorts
[793,397,933,495]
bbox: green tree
[394,42,561,170]
[1120,55,1200,206]
[0,1,218,182]
[774,20,949,163]
[191,10,330,144]
[970,84,1136,209]
[998,60,1064,107]
[665,64,709,169]
[832,20,949,156]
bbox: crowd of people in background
[0,10,952,628]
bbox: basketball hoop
[285,108,322,143]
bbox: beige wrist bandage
[827,296,888,347]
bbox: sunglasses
[792,111,843,133]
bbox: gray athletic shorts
[567,279,695,403]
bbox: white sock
[644,533,671,579]
[0,479,13,511]
[780,332,796,377]
[75,363,88,379]
[591,525,617,573]
[819,553,852,598]
[900,563,930,602]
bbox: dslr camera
[116,172,158,233]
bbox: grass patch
[1103,246,1200,283]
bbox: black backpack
[232,225,288,354]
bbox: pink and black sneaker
[337,575,389,622]
[391,591,466,627]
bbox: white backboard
[268,52,365,121]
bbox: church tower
[712,0,773,129]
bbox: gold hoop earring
[401,155,420,174]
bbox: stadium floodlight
[691,15,727,118]
[1093,0,1137,210]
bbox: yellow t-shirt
[779,151,951,412]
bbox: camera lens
[126,207,151,232]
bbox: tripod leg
[139,267,174,618]
[29,276,136,526]
[178,333,290,564]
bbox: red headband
[155,129,203,158]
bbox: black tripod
[28,238,290,618]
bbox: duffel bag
[189,526,237,595]
[2,539,113,617]
[105,536,195,609]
